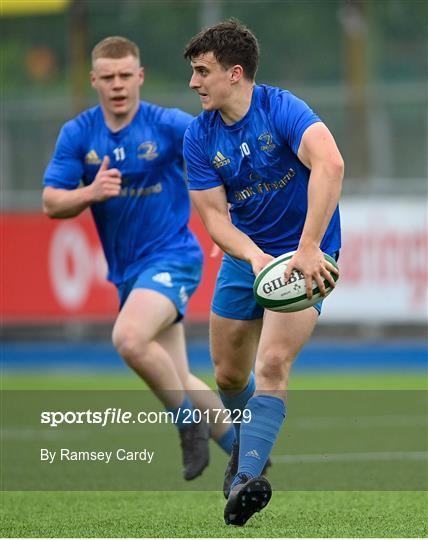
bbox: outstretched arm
[42,156,122,219]
[190,185,273,276]
[284,122,344,297]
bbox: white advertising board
[322,197,427,323]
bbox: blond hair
[91,36,140,65]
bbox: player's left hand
[283,245,338,299]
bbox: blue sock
[232,395,286,487]
[218,372,255,439]
[166,395,194,431]
[215,425,235,454]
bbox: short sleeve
[183,124,223,190]
[272,90,321,155]
[43,121,84,189]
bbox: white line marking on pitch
[272,451,428,463]
[291,415,427,429]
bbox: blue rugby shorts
[117,259,202,320]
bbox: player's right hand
[90,155,122,202]
[251,252,275,276]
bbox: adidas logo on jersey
[152,272,173,288]
[245,449,261,460]
[212,151,231,169]
[84,150,102,165]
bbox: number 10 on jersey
[240,142,250,157]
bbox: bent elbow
[331,155,345,181]
[42,201,52,218]
[323,156,344,194]
[42,197,55,218]
[42,199,50,215]
[42,197,63,219]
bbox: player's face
[189,53,233,111]
[91,55,144,122]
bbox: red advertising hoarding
[2,198,427,324]
[1,211,221,322]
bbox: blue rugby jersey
[184,84,341,257]
[44,102,202,285]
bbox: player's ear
[230,64,244,84]
[138,67,145,87]
[90,70,97,89]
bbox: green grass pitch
[1,370,427,537]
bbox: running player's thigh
[256,308,318,370]
[210,312,262,374]
[114,289,177,344]
[157,322,189,382]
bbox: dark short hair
[92,36,140,65]
[184,18,259,81]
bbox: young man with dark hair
[184,19,343,525]
[42,36,235,482]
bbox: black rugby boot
[223,441,272,499]
[179,419,210,480]
[224,473,272,526]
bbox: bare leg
[255,308,319,397]
[232,308,319,484]
[210,312,262,395]
[112,288,184,408]
[157,322,232,440]
[112,288,210,480]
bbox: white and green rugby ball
[253,251,339,312]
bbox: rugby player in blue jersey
[183,20,344,525]
[42,36,235,481]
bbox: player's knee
[258,347,291,382]
[112,325,145,365]
[215,366,248,392]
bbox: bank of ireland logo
[258,132,276,152]
[138,141,159,160]
[212,151,231,169]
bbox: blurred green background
[2,0,427,206]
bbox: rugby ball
[253,251,338,313]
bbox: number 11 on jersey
[113,147,126,161]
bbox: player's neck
[102,101,140,132]
[219,83,254,126]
